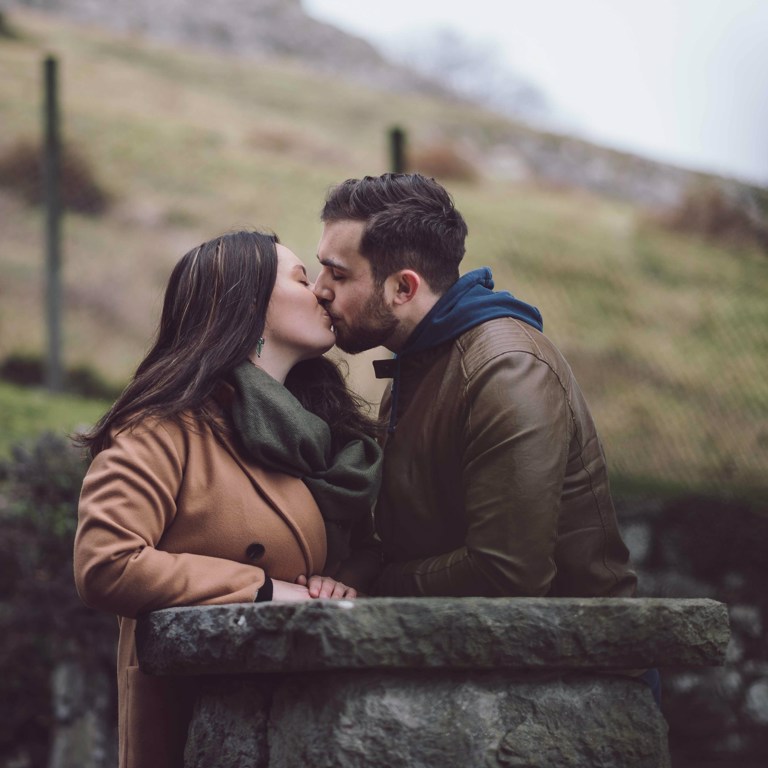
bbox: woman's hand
[296,574,358,599]
[270,579,313,601]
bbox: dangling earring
[255,337,265,358]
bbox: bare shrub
[0,11,22,40]
[0,351,122,399]
[659,182,768,251]
[409,141,479,183]
[0,139,111,214]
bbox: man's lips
[322,310,337,333]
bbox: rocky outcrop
[0,0,441,95]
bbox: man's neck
[385,291,441,354]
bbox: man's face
[314,220,398,354]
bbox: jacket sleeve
[373,350,571,597]
[74,421,266,618]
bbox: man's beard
[333,290,399,355]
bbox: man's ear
[389,270,421,306]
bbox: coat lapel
[217,430,322,576]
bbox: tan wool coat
[74,411,328,768]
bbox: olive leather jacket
[371,317,637,598]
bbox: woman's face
[262,244,336,362]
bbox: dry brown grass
[245,124,350,165]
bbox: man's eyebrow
[317,257,348,271]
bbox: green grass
[0,9,766,495]
[0,381,109,459]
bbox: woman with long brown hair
[74,231,382,768]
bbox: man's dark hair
[321,173,468,294]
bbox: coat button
[246,543,266,561]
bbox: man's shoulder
[455,317,559,376]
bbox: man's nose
[313,273,333,302]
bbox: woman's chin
[307,337,336,359]
[323,329,337,352]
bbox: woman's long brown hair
[77,231,376,458]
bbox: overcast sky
[303,0,768,186]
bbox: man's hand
[296,574,358,599]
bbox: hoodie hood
[375,267,543,433]
[401,267,543,357]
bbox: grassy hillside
[0,380,109,456]
[1,10,766,496]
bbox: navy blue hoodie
[375,267,543,432]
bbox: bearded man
[313,172,637,602]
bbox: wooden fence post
[43,55,63,392]
[389,126,406,174]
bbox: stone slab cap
[136,597,729,676]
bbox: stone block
[136,597,730,676]
[185,679,272,768]
[267,671,669,768]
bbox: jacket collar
[400,267,542,358]
[374,268,543,434]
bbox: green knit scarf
[229,362,382,568]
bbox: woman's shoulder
[95,383,234,463]
[105,409,218,456]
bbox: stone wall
[137,598,729,768]
[131,495,768,767]
[619,495,768,766]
